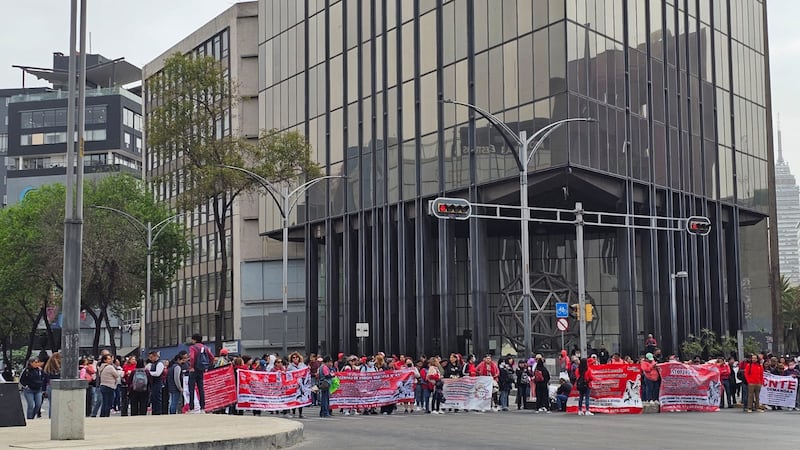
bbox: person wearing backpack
[127,357,150,416]
[317,356,334,418]
[532,354,551,413]
[188,334,213,413]
[575,357,594,416]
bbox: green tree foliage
[147,52,319,350]
[779,275,800,353]
[0,175,187,357]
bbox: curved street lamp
[91,205,188,356]
[443,99,594,356]
[218,164,345,356]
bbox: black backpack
[194,345,211,371]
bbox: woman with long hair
[20,356,45,419]
[287,351,307,418]
[576,357,594,416]
[43,352,61,418]
[98,353,120,417]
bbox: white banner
[441,376,493,411]
[759,373,798,408]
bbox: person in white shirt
[145,351,165,415]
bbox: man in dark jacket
[555,376,572,411]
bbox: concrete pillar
[50,379,86,440]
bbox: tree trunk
[213,192,229,355]
[25,308,44,363]
[86,308,103,357]
[42,310,57,352]
[103,306,117,356]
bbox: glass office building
[258,0,777,358]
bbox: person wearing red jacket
[120,356,137,416]
[576,358,595,415]
[640,353,660,403]
[476,355,499,380]
[716,358,732,408]
[743,354,765,412]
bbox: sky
[0,1,799,172]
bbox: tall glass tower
[258,0,778,357]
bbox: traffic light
[571,303,593,321]
[429,197,472,220]
[570,304,580,320]
[685,216,711,236]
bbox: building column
[304,224,319,354]
[469,215,489,358]
[325,219,340,358]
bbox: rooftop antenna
[778,113,784,165]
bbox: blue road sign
[555,302,569,318]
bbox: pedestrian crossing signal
[429,198,472,220]
[685,216,711,236]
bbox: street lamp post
[92,206,186,355]
[670,271,689,354]
[218,165,344,356]
[444,99,592,357]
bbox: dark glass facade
[259,0,777,358]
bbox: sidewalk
[0,414,303,450]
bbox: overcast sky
[1,0,799,173]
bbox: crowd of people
[6,331,800,419]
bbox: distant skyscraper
[775,120,800,285]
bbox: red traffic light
[685,216,711,236]
[430,197,472,220]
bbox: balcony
[9,86,141,104]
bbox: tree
[85,174,188,355]
[147,52,319,351]
[779,275,800,353]
[0,176,187,357]
[0,184,65,362]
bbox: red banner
[330,369,415,409]
[202,365,237,412]
[566,364,643,414]
[657,362,721,412]
[236,368,313,411]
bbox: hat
[645,353,654,361]
[337,352,344,360]
[220,348,229,356]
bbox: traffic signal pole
[430,198,711,358]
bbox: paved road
[293,407,800,449]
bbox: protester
[188,334,213,413]
[112,356,124,412]
[43,352,61,418]
[120,355,137,416]
[427,357,444,414]
[98,353,120,417]
[531,355,550,413]
[144,351,166,415]
[644,334,658,354]
[79,357,96,417]
[575,357,594,415]
[19,356,45,420]
[640,353,660,403]
[717,358,732,408]
[744,354,765,413]
[127,357,150,416]
[317,356,334,418]
[287,351,307,418]
[555,376,572,412]
[498,356,514,411]
[515,359,532,410]
[168,351,188,414]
